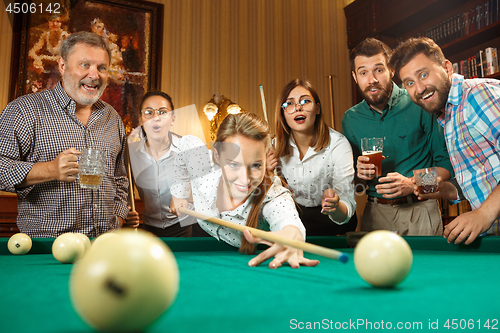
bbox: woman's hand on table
[244,225,320,269]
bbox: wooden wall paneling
[238,0,247,113]
[334,0,354,132]
[247,1,259,121]
[190,0,201,113]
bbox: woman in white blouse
[170,112,319,269]
[269,79,357,236]
[124,91,196,237]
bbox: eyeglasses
[141,107,172,119]
[281,98,315,114]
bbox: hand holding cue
[178,207,348,263]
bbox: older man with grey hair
[0,31,129,238]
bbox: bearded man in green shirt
[342,38,453,235]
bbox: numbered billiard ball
[8,233,32,255]
[70,229,179,333]
[52,233,86,264]
[354,230,413,288]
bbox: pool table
[1,236,499,332]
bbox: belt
[367,194,425,205]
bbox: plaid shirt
[438,74,500,234]
[0,82,129,237]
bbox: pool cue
[259,84,279,175]
[259,85,269,124]
[124,144,138,231]
[124,144,135,211]
[178,207,348,262]
[328,75,335,129]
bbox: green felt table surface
[1,236,500,333]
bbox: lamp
[226,103,241,115]
[203,94,242,142]
[203,102,219,121]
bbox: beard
[63,72,107,106]
[361,81,393,109]
[414,79,451,116]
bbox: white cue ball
[70,229,179,333]
[52,233,86,264]
[354,230,413,288]
[91,231,120,248]
[8,233,32,255]
[73,233,91,254]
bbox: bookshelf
[344,0,495,223]
[345,0,500,103]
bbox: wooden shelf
[377,0,471,40]
[345,0,500,55]
[345,0,500,103]
[441,20,500,55]
[486,72,500,79]
[344,0,471,49]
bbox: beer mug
[361,137,384,177]
[413,167,438,194]
[78,148,106,190]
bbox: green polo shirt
[341,82,454,199]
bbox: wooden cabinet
[345,0,500,103]
[0,195,19,237]
[0,195,146,237]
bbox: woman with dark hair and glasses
[269,79,357,236]
[124,91,196,237]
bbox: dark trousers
[297,204,358,237]
[143,223,193,237]
[191,222,211,237]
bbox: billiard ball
[91,231,120,248]
[70,229,179,333]
[8,233,32,255]
[73,233,91,254]
[52,233,86,264]
[354,230,413,288]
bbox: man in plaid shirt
[390,37,500,245]
[0,32,129,237]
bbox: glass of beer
[361,137,383,177]
[78,148,106,190]
[413,167,438,194]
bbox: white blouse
[171,135,306,247]
[127,129,194,229]
[275,128,356,224]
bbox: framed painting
[9,0,164,131]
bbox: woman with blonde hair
[171,112,319,269]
